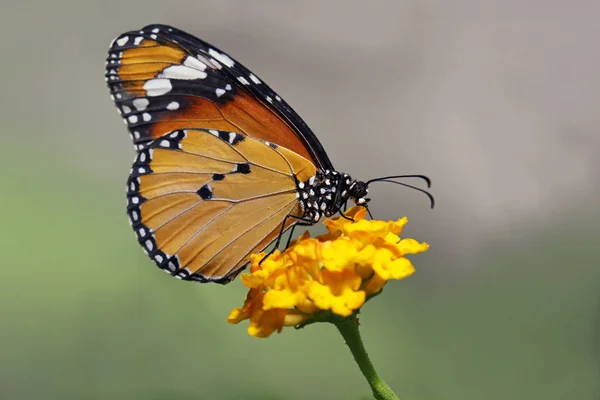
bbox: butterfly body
[107,25,370,284]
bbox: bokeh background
[1,1,599,399]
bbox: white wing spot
[139,228,145,236]
[215,88,226,97]
[139,152,146,162]
[169,131,179,138]
[138,167,146,173]
[134,36,144,46]
[266,96,273,103]
[275,95,281,101]
[145,240,154,251]
[155,254,164,263]
[209,130,219,136]
[184,56,207,71]
[208,48,234,67]
[132,211,139,221]
[249,74,261,84]
[133,131,140,139]
[160,65,207,80]
[133,98,149,111]
[142,112,151,122]
[225,84,232,91]
[144,78,172,96]
[237,76,250,85]
[116,36,129,46]
[152,28,160,33]
[167,101,179,110]
[122,105,131,114]
[228,132,236,143]
[128,115,138,124]
[150,34,157,40]
[209,58,222,69]
[160,140,170,147]
[132,196,140,205]
[116,93,122,99]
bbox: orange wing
[127,128,316,283]
[106,24,333,171]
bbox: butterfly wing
[106,24,333,171]
[127,128,316,283]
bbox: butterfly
[105,24,433,284]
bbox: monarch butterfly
[105,24,433,284]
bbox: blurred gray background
[1,1,598,399]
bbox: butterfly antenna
[367,177,435,209]
[366,174,431,188]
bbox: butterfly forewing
[106,25,333,170]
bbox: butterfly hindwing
[126,128,316,283]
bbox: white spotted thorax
[297,170,369,222]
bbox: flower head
[228,206,429,337]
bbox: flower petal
[308,270,365,317]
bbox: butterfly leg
[333,179,355,221]
[284,221,314,248]
[259,214,313,265]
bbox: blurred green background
[1,1,599,399]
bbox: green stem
[334,317,400,400]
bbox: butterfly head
[348,180,370,206]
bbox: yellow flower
[308,269,365,317]
[228,206,429,338]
